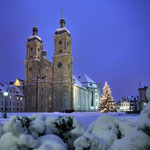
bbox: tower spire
[34,16,37,26]
[32,16,38,35]
[61,8,64,18]
[60,9,65,28]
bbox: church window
[57,62,62,68]
[42,76,45,79]
[91,91,94,106]
[41,87,44,91]
[38,48,40,51]
[29,67,32,72]
[59,40,62,45]
[68,63,70,68]
[59,50,62,53]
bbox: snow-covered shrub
[109,129,150,150]
[34,134,67,150]
[51,115,84,150]
[45,116,56,134]
[29,115,46,138]
[109,101,150,150]
[117,118,136,137]
[87,115,120,147]
[18,134,38,149]
[0,122,3,138]
[3,115,24,136]
[0,132,19,150]
[83,115,136,149]
[74,132,105,150]
[137,101,150,136]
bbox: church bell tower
[24,25,43,112]
[52,16,73,112]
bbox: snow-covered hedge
[0,101,150,150]
[74,101,150,150]
[0,115,83,150]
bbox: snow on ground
[0,112,139,129]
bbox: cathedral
[24,16,100,112]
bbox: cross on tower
[61,8,64,18]
[34,16,37,26]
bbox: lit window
[17,97,19,100]
[20,97,23,100]
[10,96,12,99]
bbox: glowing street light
[3,92,8,118]
[4,92,8,96]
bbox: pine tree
[98,81,115,112]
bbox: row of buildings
[116,85,149,112]
[0,79,149,113]
[0,75,100,113]
[0,80,25,113]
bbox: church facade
[24,17,100,112]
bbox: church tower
[52,17,73,112]
[24,25,52,112]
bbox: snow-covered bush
[0,115,68,150]
[1,102,150,150]
[137,101,150,136]
[51,115,84,150]
[29,115,46,138]
[34,134,67,150]
[109,101,150,150]
[3,115,24,136]
[0,114,85,150]
[75,115,136,150]
[87,115,122,147]
[74,132,105,150]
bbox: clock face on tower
[57,62,63,68]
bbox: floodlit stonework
[24,17,100,112]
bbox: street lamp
[3,92,8,118]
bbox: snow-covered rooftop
[0,82,24,96]
[56,26,70,34]
[0,82,8,93]
[73,75,86,89]
[77,74,98,89]
[28,35,42,43]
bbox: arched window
[91,91,94,106]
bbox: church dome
[55,18,70,36]
[28,26,42,43]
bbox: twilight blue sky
[0,0,150,100]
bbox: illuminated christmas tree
[98,81,115,112]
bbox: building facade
[116,95,139,112]
[73,75,100,112]
[24,17,100,112]
[0,80,25,112]
[138,85,148,110]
